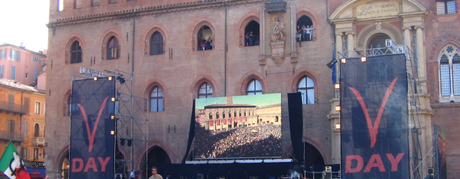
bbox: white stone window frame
[438,44,460,103]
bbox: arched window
[244,21,260,46]
[209,112,213,119]
[198,82,213,98]
[298,76,315,104]
[197,25,213,51]
[216,112,220,119]
[150,32,164,55]
[368,33,391,49]
[107,36,119,59]
[296,15,314,41]
[246,79,263,95]
[70,41,82,64]
[439,45,460,102]
[222,111,226,118]
[150,86,164,112]
[34,123,40,137]
[229,111,232,118]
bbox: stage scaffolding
[72,68,149,179]
[337,40,436,179]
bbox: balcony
[33,136,45,146]
[0,131,24,142]
[0,101,28,114]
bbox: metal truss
[72,68,149,179]
[338,42,431,179]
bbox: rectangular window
[10,49,15,60]
[437,0,457,14]
[58,0,64,11]
[0,49,6,59]
[24,122,28,136]
[16,50,20,61]
[92,0,100,6]
[9,94,14,109]
[34,70,39,80]
[33,148,39,159]
[440,64,451,96]
[35,101,41,114]
[74,0,82,9]
[8,119,15,134]
[24,97,30,114]
[33,56,42,62]
[11,66,16,80]
[22,148,28,159]
[0,65,4,78]
[453,63,460,95]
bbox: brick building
[44,0,459,178]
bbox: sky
[195,93,281,109]
[0,0,50,52]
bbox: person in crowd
[296,25,302,42]
[206,37,213,50]
[200,40,206,51]
[245,33,250,46]
[301,25,307,41]
[149,166,163,179]
[306,25,311,41]
[249,31,255,46]
[309,25,314,41]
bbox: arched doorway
[147,146,171,163]
[304,142,325,178]
[143,146,171,178]
[368,33,391,49]
[58,151,70,179]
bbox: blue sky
[195,93,281,109]
[0,0,50,52]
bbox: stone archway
[58,151,70,179]
[147,146,171,164]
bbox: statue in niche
[271,15,285,42]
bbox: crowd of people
[296,25,314,42]
[195,122,282,158]
[198,37,213,51]
[245,31,259,46]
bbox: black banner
[70,77,115,179]
[340,54,409,178]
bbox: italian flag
[0,141,31,179]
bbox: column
[403,27,412,50]
[416,26,426,81]
[346,32,355,57]
[336,33,343,59]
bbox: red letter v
[348,78,398,148]
[77,96,109,152]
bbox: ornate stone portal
[270,15,286,66]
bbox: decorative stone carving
[375,21,382,30]
[270,15,286,66]
[271,15,286,42]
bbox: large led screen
[193,93,288,159]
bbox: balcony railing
[33,136,45,146]
[0,131,24,142]
[0,101,27,114]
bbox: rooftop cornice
[48,0,269,28]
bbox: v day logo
[348,78,398,148]
[77,96,109,152]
